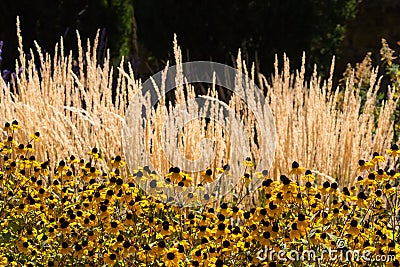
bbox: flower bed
[0,123,399,266]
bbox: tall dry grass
[1,18,131,170]
[0,18,397,186]
[260,54,397,185]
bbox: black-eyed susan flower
[243,157,253,167]
[217,203,232,217]
[181,174,193,187]
[15,143,26,154]
[289,161,305,175]
[26,143,34,153]
[111,155,126,168]
[56,160,69,175]
[159,220,173,236]
[60,241,73,255]
[201,169,214,183]
[1,125,400,266]
[163,247,182,266]
[386,144,400,158]
[1,146,12,155]
[10,120,21,131]
[296,213,308,231]
[67,155,79,165]
[0,255,8,266]
[107,220,124,235]
[88,166,101,179]
[357,159,373,172]
[16,237,31,253]
[289,222,302,240]
[301,169,315,182]
[30,132,40,142]
[348,219,360,235]
[232,206,244,220]
[356,191,368,208]
[370,151,385,165]
[191,249,203,262]
[319,181,331,195]
[87,147,102,161]
[103,252,118,266]
[3,122,10,131]
[383,181,396,195]
[121,240,136,257]
[165,167,184,183]
[242,173,251,184]
[317,211,332,225]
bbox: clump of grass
[0,17,397,188]
[260,53,397,185]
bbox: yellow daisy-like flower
[14,143,27,154]
[0,255,8,267]
[370,152,385,165]
[348,219,360,236]
[181,174,192,187]
[255,169,269,179]
[289,161,305,175]
[107,220,124,235]
[163,247,182,266]
[1,147,12,155]
[357,160,373,172]
[243,157,253,167]
[200,169,214,183]
[242,173,251,184]
[383,182,396,195]
[111,155,126,168]
[191,249,203,262]
[56,160,69,175]
[87,147,102,161]
[10,120,21,131]
[103,252,118,266]
[88,166,101,178]
[386,144,400,158]
[26,143,34,152]
[319,181,332,195]
[29,132,40,142]
[67,155,79,164]
[165,167,184,183]
[3,122,10,131]
[296,214,308,231]
[16,237,31,253]
[300,170,315,182]
[289,223,302,240]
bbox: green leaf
[2,231,11,242]
[326,232,339,242]
[8,220,21,232]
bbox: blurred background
[1,0,400,81]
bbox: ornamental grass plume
[0,17,397,188]
[259,54,397,185]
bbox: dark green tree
[0,0,137,70]
[133,0,358,76]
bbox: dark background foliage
[1,0,400,80]
[133,0,357,76]
[0,0,137,70]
